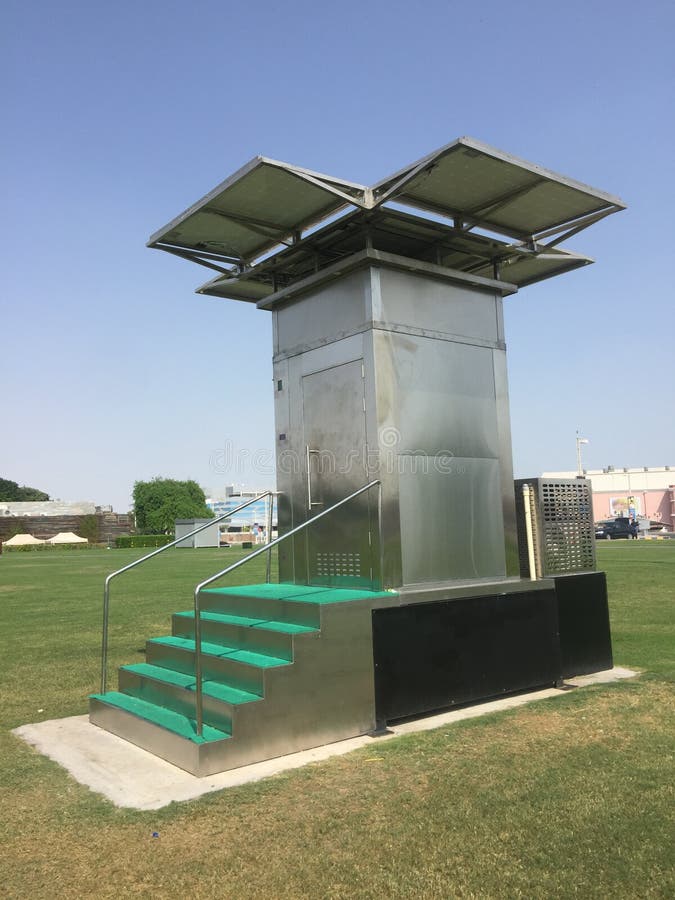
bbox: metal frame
[99,492,275,693]
[149,138,624,288]
[191,480,382,735]
[193,209,595,303]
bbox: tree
[132,478,213,534]
[0,478,50,501]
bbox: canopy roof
[49,531,88,543]
[196,208,592,304]
[149,137,625,300]
[4,533,45,545]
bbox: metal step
[199,588,322,629]
[172,610,317,661]
[145,635,290,696]
[118,662,262,733]
[89,691,231,774]
[90,584,391,776]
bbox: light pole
[576,431,589,476]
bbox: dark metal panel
[553,572,613,677]
[373,588,562,722]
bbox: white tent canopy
[48,532,88,544]
[4,533,46,546]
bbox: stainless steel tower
[149,137,625,596]
[88,138,623,776]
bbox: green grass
[0,543,673,898]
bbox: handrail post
[377,481,384,590]
[101,578,111,693]
[194,585,204,735]
[265,493,274,583]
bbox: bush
[115,534,175,549]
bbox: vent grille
[315,551,362,578]
[515,478,596,576]
[540,480,595,574]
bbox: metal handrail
[192,479,382,735]
[100,491,275,693]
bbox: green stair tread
[90,691,230,743]
[202,582,396,605]
[120,663,262,704]
[150,635,289,668]
[174,610,317,635]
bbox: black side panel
[372,589,562,724]
[553,571,613,678]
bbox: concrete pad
[12,666,637,811]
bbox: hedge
[115,534,175,549]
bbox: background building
[542,467,674,530]
[206,485,276,529]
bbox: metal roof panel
[148,157,367,264]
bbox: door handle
[306,445,322,511]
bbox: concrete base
[13,667,637,811]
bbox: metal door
[302,359,374,587]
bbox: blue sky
[3,0,674,511]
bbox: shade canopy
[149,137,625,301]
[4,533,45,545]
[49,531,88,544]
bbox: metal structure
[515,477,596,578]
[88,139,623,776]
[148,136,624,595]
[175,518,220,549]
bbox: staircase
[90,583,394,776]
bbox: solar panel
[147,157,368,265]
[148,138,624,300]
[372,137,626,240]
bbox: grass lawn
[0,542,673,898]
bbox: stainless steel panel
[368,269,513,587]
[493,347,519,576]
[275,333,368,584]
[387,334,500,459]
[377,267,500,344]
[399,457,505,584]
[275,269,370,358]
[302,360,374,587]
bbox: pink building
[542,467,675,531]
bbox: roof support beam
[154,244,239,275]
[537,207,618,247]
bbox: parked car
[594,518,634,540]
